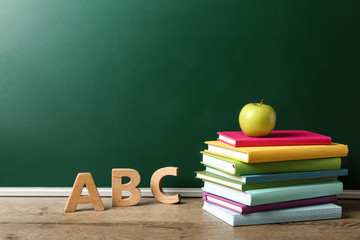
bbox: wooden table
[0,197,359,239]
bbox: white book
[202,153,236,175]
[205,166,246,182]
[203,201,342,226]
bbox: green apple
[239,99,276,137]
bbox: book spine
[242,177,337,191]
[234,157,341,176]
[202,152,341,175]
[244,169,347,184]
[240,195,338,213]
[249,145,348,163]
[233,204,342,226]
[203,202,342,226]
[248,181,343,206]
[241,138,332,147]
[237,139,332,147]
[203,193,338,214]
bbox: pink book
[217,130,332,147]
[202,192,337,214]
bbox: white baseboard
[0,188,358,199]
[0,188,203,197]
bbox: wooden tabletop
[0,197,359,239]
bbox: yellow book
[204,141,348,163]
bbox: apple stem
[260,99,263,106]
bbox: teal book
[195,170,338,191]
[202,180,343,206]
[203,201,342,226]
[201,152,341,175]
[204,166,348,184]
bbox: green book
[195,171,337,191]
[201,152,341,175]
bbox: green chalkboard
[0,0,359,188]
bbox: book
[205,140,348,163]
[195,170,337,191]
[202,180,343,206]
[202,192,338,214]
[203,201,342,226]
[217,130,332,147]
[201,151,341,175]
[204,166,348,184]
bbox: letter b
[112,169,141,207]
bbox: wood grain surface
[0,197,359,239]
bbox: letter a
[64,173,104,213]
[112,169,141,206]
[151,167,181,204]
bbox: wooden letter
[150,167,181,204]
[112,169,141,207]
[64,173,104,213]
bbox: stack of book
[195,130,349,226]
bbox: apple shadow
[266,132,299,138]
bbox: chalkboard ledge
[0,187,202,197]
[0,188,358,199]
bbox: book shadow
[341,213,352,219]
[137,199,185,206]
[265,132,298,138]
